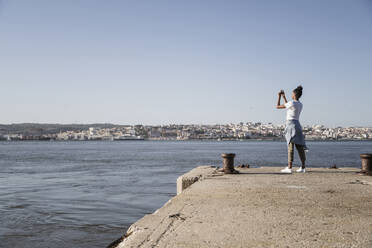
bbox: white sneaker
[296,167,306,173]
[280,167,292,173]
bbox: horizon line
[0,122,371,128]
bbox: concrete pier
[113,166,372,248]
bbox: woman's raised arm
[282,92,288,104]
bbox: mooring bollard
[221,153,236,174]
[360,153,372,175]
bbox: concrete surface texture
[176,166,218,195]
[115,167,372,248]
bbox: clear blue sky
[1,0,371,126]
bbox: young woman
[276,86,307,173]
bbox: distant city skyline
[1,122,371,141]
[0,121,370,129]
[1,0,371,127]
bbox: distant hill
[0,123,124,135]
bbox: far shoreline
[1,139,372,142]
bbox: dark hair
[293,85,303,99]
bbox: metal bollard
[221,153,236,174]
[360,154,372,175]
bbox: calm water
[1,141,371,248]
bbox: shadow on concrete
[233,172,292,175]
[305,170,360,174]
[234,170,360,175]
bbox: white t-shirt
[285,100,303,120]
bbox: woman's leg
[288,142,294,168]
[295,144,306,169]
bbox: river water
[1,141,371,248]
